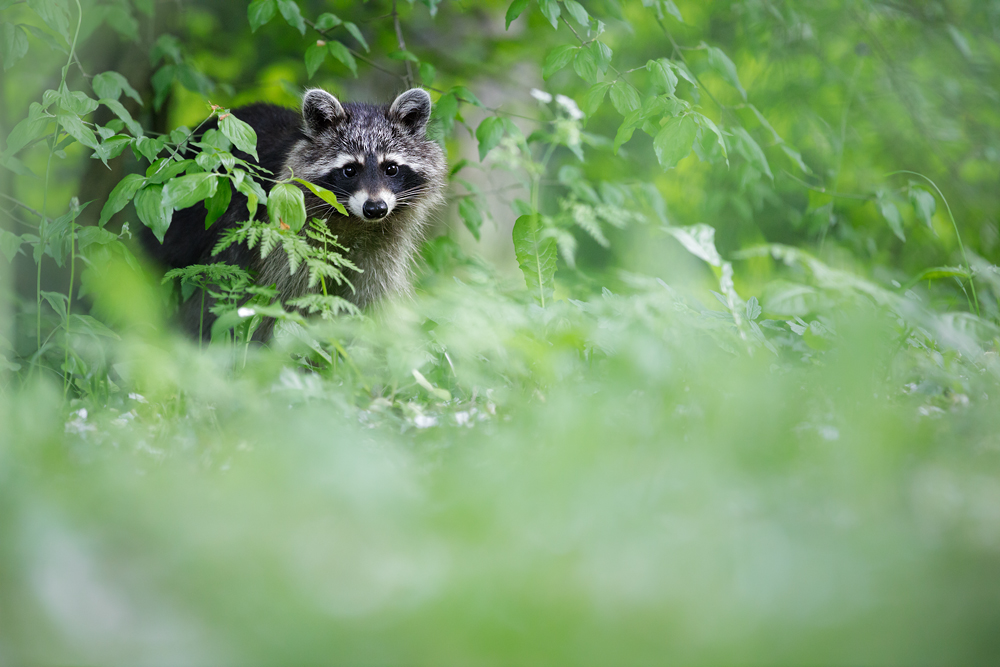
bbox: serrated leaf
[248,0,276,32]
[204,180,232,229]
[583,82,610,116]
[572,48,598,84]
[163,172,218,211]
[706,46,746,101]
[505,0,530,29]
[219,113,258,161]
[563,0,589,25]
[293,177,348,216]
[609,81,640,116]
[134,185,172,242]
[459,198,483,241]
[476,116,504,161]
[304,41,326,78]
[537,0,560,29]
[328,41,357,77]
[543,45,577,80]
[1,23,28,71]
[343,21,368,52]
[653,115,697,171]
[910,187,936,228]
[268,182,306,232]
[513,215,557,306]
[276,0,305,34]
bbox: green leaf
[276,0,305,34]
[58,112,99,150]
[92,71,143,106]
[653,115,697,171]
[343,21,368,52]
[151,65,174,110]
[268,182,306,232]
[476,117,504,161]
[505,0,530,29]
[695,113,728,164]
[590,41,612,75]
[543,45,578,80]
[2,102,50,157]
[248,0,276,32]
[293,178,349,216]
[459,198,483,241]
[0,228,24,263]
[59,89,99,116]
[432,92,458,136]
[663,0,683,22]
[613,122,636,154]
[99,174,145,226]
[877,192,905,242]
[537,0,560,29]
[27,0,70,41]
[134,185,172,242]
[163,172,218,211]
[573,48,599,84]
[134,136,165,163]
[204,180,232,229]
[1,23,28,71]
[452,86,484,108]
[305,41,326,78]
[512,215,557,307]
[419,62,436,86]
[219,113,258,161]
[910,187,936,228]
[563,0,589,26]
[388,49,420,63]
[328,40,357,77]
[92,134,132,164]
[100,98,143,137]
[706,46,746,101]
[732,127,772,179]
[663,223,722,266]
[583,82,611,116]
[647,59,678,96]
[315,12,341,30]
[609,81,640,116]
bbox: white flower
[530,88,553,103]
[413,414,438,429]
[237,307,256,317]
[555,94,584,120]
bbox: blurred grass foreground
[3,0,1000,664]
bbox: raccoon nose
[363,199,389,220]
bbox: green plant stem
[63,207,76,397]
[199,287,206,350]
[888,170,979,317]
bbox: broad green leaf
[388,49,420,63]
[573,48,599,84]
[706,46,746,101]
[476,116,504,161]
[590,41,612,75]
[459,198,483,241]
[505,0,530,29]
[563,0,589,26]
[0,228,24,262]
[419,62,436,86]
[780,144,808,173]
[163,172,218,211]
[609,81,640,115]
[452,86,484,107]
[543,45,577,80]
[276,0,305,35]
[315,12,341,30]
[732,127,772,179]
[305,41,326,78]
[268,182,306,232]
[104,5,139,42]
[58,112,99,149]
[92,135,132,164]
[293,178,349,216]
[663,0,683,22]
[583,82,611,116]
[59,89,99,116]
[653,115,697,171]
[27,0,70,41]
[877,192,905,242]
[92,71,143,106]
[910,187,936,228]
[99,174,145,226]
[328,41,357,77]
[100,98,143,137]
[134,135,165,163]
[343,22,368,52]
[151,65,174,110]
[512,214,557,307]
[913,266,970,283]
[663,223,722,266]
[1,23,28,71]
[696,113,728,163]
[248,0,276,32]
[647,58,677,96]
[537,0,560,29]
[75,226,117,251]
[432,92,458,136]
[134,185,172,242]
[3,102,50,156]
[219,113,258,161]
[613,122,636,154]
[204,180,232,229]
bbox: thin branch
[391,0,414,88]
[781,170,873,201]
[0,193,46,219]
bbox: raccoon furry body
[142,88,446,339]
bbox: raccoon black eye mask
[142,88,447,340]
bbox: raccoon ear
[302,88,346,136]
[389,88,432,135]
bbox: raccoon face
[293,88,437,223]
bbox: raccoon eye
[384,164,398,176]
[342,165,357,178]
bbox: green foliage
[3,0,1000,662]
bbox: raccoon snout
[363,199,389,220]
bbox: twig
[391,0,414,88]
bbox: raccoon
[143,88,447,339]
